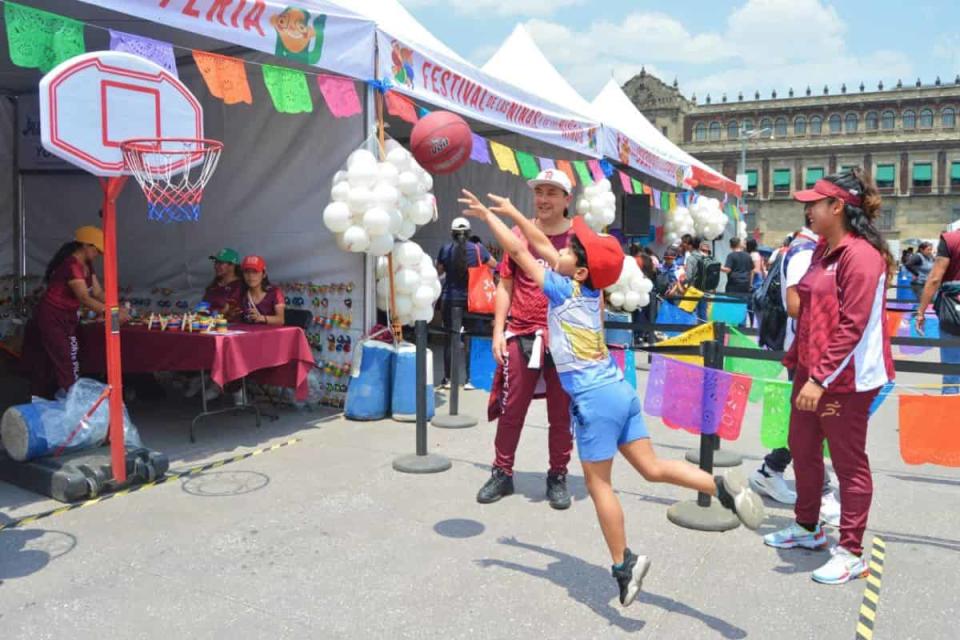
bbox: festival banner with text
[77,0,376,79]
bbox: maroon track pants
[493,336,572,475]
[21,302,80,398]
[789,369,880,556]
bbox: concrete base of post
[685,448,743,467]
[392,453,452,474]
[667,499,741,532]
[431,414,478,429]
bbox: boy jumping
[459,190,765,606]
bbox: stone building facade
[623,70,960,247]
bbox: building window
[919,108,934,128]
[881,110,895,129]
[760,117,772,132]
[806,167,824,187]
[746,169,758,190]
[845,113,858,133]
[912,162,932,187]
[774,117,787,137]
[829,114,842,133]
[794,116,807,135]
[951,161,960,187]
[943,107,956,128]
[809,115,822,135]
[727,120,739,139]
[875,164,896,189]
[865,111,879,130]
[694,122,706,141]
[742,118,754,133]
[661,125,668,136]
[903,110,916,129]
[879,208,895,231]
[709,121,721,141]
[773,168,791,193]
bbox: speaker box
[621,194,651,236]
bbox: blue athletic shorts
[569,379,649,462]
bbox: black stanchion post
[393,320,452,473]
[685,322,743,468]
[666,338,741,531]
[433,306,478,429]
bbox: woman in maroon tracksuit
[762,169,895,585]
[21,226,124,398]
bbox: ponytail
[824,168,895,279]
[450,230,468,282]
[45,241,83,284]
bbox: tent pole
[362,81,377,334]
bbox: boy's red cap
[570,216,624,289]
[241,255,266,272]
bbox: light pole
[738,126,773,236]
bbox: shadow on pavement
[886,473,960,488]
[477,536,748,638]
[180,470,271,498]
[871,529,960,553]
[0,513,77,584]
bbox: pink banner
[619,170,633,194]
[316,74,361,118]
[587,159,605,182]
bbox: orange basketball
[410,111,473,175]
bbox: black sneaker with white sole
[476,467,514,504]
[546,473,571,510]
[611,548,651,607]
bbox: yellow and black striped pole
[856,536,885,640]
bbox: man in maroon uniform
[477,169,575,509]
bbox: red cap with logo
[241,255,266,273]
[793,179,863,208]
[570,216,624,290]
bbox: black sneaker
[476,468,514,504]
[611,548,651,607]
[546,473,571,510]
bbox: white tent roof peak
[334,0,467,63]
[482,24,600,121]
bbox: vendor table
[79,323,315,441]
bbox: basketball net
[121,138,223,223]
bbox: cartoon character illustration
[618,133,630,165]
[270,7,326,65]
[391,41,415,88]
[586,127,599,151]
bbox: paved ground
[1,363,958,639]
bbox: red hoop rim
[120,137,224,154]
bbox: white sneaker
[720,469,765,529]
[748,466,797,505]
[463,381,477,390]
[812,546,868,585]
[820,492,841,527]
[763,522,829,550]
[203,386,220,402]
[183,376,203,398]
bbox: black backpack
[694,255,722,292]
[753,252,786,350]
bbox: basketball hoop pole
[99,175,128,483]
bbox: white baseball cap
[527,168,572,194]
[451,216,471,231]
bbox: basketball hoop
[121,137,223,223]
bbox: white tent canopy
[483,25,688,189]
[592,79,741,197]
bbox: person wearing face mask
[762,169,894,585]
[476,169,575,510]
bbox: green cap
[210,248,240,264]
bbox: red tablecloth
[79,323,315,400]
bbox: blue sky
[402,0,960,102]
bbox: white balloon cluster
[322,142,436,256]
[737,220,747,240]
[689,196,728,241]
[605,255,654,312]
[375,241,442,327]
[576,178,617,231]
[663,206,695,245]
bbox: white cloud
[514,0,914,100]
[401,0,585,18]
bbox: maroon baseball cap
[793,179,863,208]
[570,217,624,290]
